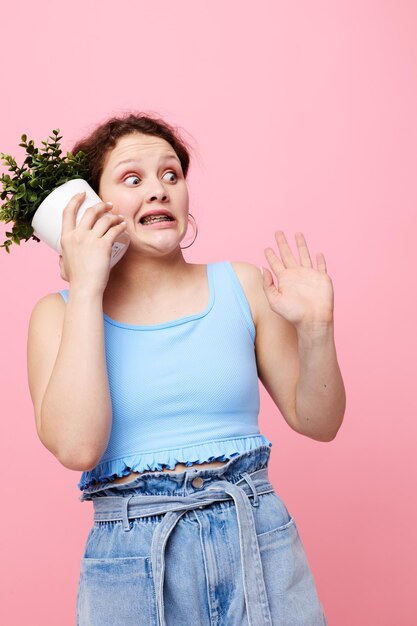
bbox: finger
[77,201,115,230]
[316,252,327,273]
[261,266,280,299]
[102,219,129,243]
[264,246,285,275]
[295,232,313,268]
[61,192,86,235]
[91,212,125,237]
[274,231,298,268]
[102,222,130,246]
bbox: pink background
[1,1,416,624]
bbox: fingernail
[106,202,113,207]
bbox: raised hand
[262,231,334,330]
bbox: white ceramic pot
[31,178,129,268]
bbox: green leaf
[0,240,12,253]
[0,126,89,251]
[15,184,26,200]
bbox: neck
[104,246,190,301]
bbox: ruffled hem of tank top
[78,434,272,491]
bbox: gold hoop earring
[180,213,198,249]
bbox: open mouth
[139,214,175,226]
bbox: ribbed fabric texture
[57,261,272,490]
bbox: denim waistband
[83,445,275,626]
[79,443,272,500]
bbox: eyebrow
[113,154,181,170]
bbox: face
[98,133,189,254]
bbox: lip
[138,208,175,223]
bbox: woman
[27,113,345,625]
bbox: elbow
[297,427,337,443]
[310,415,343,443]
[38,429,101,471]
[56,447,102,471]
[324,400,347,442]
[55,438,103,472]
[38,413,104,472]
[314,430,339,443]
[294,409,345,443]
[301,427,339,443]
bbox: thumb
[261,266,280,299]
[260,266,273,287]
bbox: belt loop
[122,495,135,531]
[184,467,200,490]
[241,472,259,507]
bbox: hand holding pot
[59,192,129,293]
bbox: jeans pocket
[77,556,157,626]
[255,495,327,625]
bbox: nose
[146,179,169,203]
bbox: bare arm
[27,288,112,470]
[294,322,345,440]
[27,191,128,470]
[232,230,345,442]
[260,231,345,441]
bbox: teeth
[141,214,172,225]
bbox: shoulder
[28,292,66,333]
[30,292,67,315]
[228,260,294,341]
[228,261,264,326]
[27,292,67,370]
[229,260,261,281]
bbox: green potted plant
[0,129,129,266]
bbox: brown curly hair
[71,112,192,193]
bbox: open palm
[262,231,334,329]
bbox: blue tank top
[57,261,272,490]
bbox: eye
[163,171,178,183]
[124,175,140,186]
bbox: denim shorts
[76,445,328,625]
